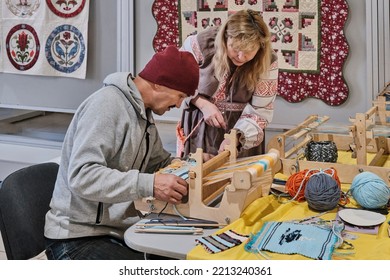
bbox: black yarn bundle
[305,140,338,163]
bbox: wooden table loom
[134,129,280,224]
[348,82,390,166]
[267,111,390,185]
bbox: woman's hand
[218,133,242,153]
[218,138,231,153]
[194,97,227,130]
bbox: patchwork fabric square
[245,221,340,259]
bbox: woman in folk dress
[179,9,279,161]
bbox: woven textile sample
[245,221,341,259]
[196,229,249,254]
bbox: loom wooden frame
[134,130,280,224]
[268,83,390,185]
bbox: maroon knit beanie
[139,45,199,96]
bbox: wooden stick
[203,150,230,177]
[136,223,227,227]
[285,135,312,158]
[291,116,330,140]
[284,115,318,136]
[369,147,385,166]
[134,228,204,234]
[365,105,378,119]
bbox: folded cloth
[245,221,341,260]
[196,230,249,254]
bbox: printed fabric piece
[196,229,249,254]
[1,0,90,79]
[245,221,340,260]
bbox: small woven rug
[196,229,249,254]
[245,221,339,260]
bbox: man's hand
[153,173,188,204]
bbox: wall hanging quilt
[152,0,349,106]
[0,0,89,79]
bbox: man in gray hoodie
[44,46,199,260]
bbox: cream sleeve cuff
[234,119,264,149]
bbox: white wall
[135,0,369,126]
[0,0,117,113]
[0,142,61,181]
[0,0,117,180]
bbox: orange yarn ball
[285,169,315,201]
[285,168,340,202]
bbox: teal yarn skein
[350,172,390,209]
[304,172,341,211]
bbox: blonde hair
[213,9,272,92]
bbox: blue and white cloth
[245,221,341,260]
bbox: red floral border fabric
[152,0,349,106]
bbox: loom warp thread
[305,141,338,163]
[349,172,390,209]
[304,172,341,211]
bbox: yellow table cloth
[187,151,390,260]
[187,195,390,260]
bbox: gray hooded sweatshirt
[44,72,171,240]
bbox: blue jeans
[45,236,145,260]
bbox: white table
[124,215,218,259]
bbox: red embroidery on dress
[214,101,246,111]
[270,60,278,70]
[191,36,203,63]
[213,75,228,101]
[240,113,267,131]
[255,80,278,97]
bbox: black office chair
[0,162,59,260]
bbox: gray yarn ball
[304,173,341,211]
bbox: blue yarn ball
[304,173,341,211]
[350,172,390,209]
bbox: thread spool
[304,172,341,211]
[350,171,390,209]
[305,141,338,163]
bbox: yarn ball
[286,168,341,202]
[285,169,317,202]
[350,172,390,209]
[305,141,338,163]
[304,173,341,211]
